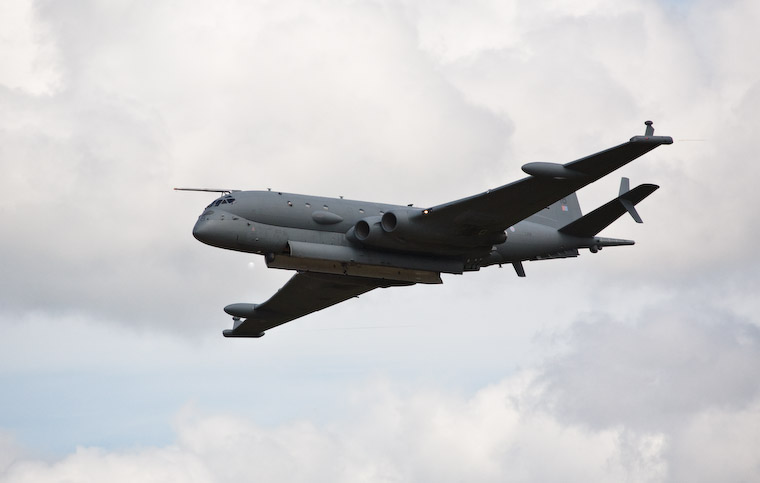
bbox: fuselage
[192,190,599,277]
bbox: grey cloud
[537,302,760,431]
[667,400,760,482]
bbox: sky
[1,0,759,481]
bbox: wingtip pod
[630,135,673,145]
[223,313,266,338]
[630,120,673,144]
[222,304,266,336]
[223,328,265,338]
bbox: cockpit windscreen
[205,197,235,209]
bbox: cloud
[0,0,509,331]
[535,299,760,481]
[538,302,760,431]
[668,402,760,482]
[4,298,760,482]
[4,373,754,482]
[0,1,60,95]
[1,1,760,481]
[0,378,663,483]
[2,0,758,333]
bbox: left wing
[415,122,672,239]
[222,272,413,337]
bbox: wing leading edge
[222,272,414,337]
[417,123,672,236]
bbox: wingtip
[630,121,673,144]
[222,329,265,338]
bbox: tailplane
[558,178,658,238]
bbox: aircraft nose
[192,211,243,249]
[192,218,214,244]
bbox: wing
[223,272,414,337]
[417,129,673,237]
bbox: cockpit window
[206,198,235,209]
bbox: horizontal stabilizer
[558,183,659,238]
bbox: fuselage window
[227,198,235,204]
[323,205,329,210]
[214,200,222,206]
[359,208,365,214]
[305,203,311,208]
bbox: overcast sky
[1,0,759,481]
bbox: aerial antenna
[174,188,240,196]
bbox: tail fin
[559,179,658,237]
[527,192,583,228]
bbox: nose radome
[192,219,209,243]
[192,215,241,249]
[192,218,221,245]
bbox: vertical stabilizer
[527,192,583,228]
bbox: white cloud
[4,300,760,482]
[0,0,61,95]
[0,376,668,483]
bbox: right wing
[222,272,413,337]
[415,124,672,240]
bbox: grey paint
[183,122,672,337]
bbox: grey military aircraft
[179,121,672,338]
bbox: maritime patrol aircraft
[179,121,672,338]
